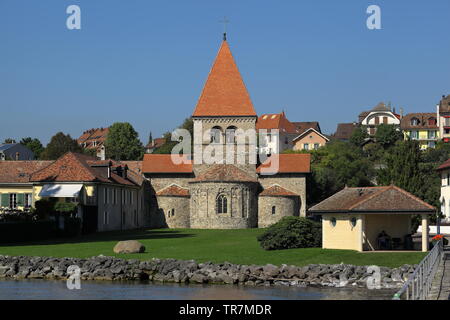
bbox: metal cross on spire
[219,16,229,41]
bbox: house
[309,185,435,252]
[77,127,109,160]
[332,123,359,141]
[0,143,35,161]
[292,128,330,151]
[293,122,322,135]
[142,36,311,229]
[436,159,450,225]
[145,138,166,153]
[437,95,450,143]
[401,113,439,150]
[256,112,300,154]
[359,102,401,136]
[0,161,52,210]
[29,152,147,233]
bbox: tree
[349,126,368,146]
[154,118,193,154]
[40,132,83,160]
[104,122,144,160]
[147,131,153,146]
[3,138,16,144]
[20,137,44,159]
[374,124,403,148]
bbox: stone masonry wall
[258,196,299,228]
[155,196,190,228]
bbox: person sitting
[377,230,392,250]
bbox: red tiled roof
[437,159,450,171]
[145,138,166,149]
[333,123,359,140]
[30,152,137,186]
[142,154,193,173]
[256,112,299,134]
[0,161,53,184]
[400,113,438,130]
[292,122,321,135]
[156,184,190,197]
[77,127,109,150]
[259,185,298,197]
[192,165,257,183]
[257,154,311,174]
[309,185,435,213]
[192,40,257,117]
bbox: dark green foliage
[105,122,144,160]
[61,217,82,237]
[349,126,368,146]
[374,124,403,148]
[54,202,77,214]
[257,216,322,250]
[34,198,58,219]
[0,220,57,243]
[2,138,16,144]
[40,132,83,160]
[20,137,44,159]
[154,118,193,154]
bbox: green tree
[20,137,44,159]
[40,132,83,160]
[349,126,368,146]
[105,122,144,160]
[3,138,16,144]
[374,124,403,148]
[154,118,193,154]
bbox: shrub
[0,220,58,243]
[54,202,77,214]
[61,217,82,237]
[257,216,322,250]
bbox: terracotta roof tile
[142,154,193,173]
[156,184,190,197]
[400,113,438,130]
[437,159,450,171]
[257,154,311,174]
[292,122,321,135]
[192,165,257,183]
[256,112,299,134]
[309,186,435,213]
[259,184,298,197]
[192,40,257,117]
[333,123,359,140]
[0,161,53,184]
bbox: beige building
[437,159,450,224]
[309,186,435,252]
[292,128,329,151]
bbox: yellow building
[401,113,439,150]
[309,186,435,252]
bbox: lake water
[0,279,395,300]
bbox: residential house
[309,185,435,252]
[0,144,35,161]
[292,128,330,151]
[436,159,450,224]
[29,152,147,233]
[77,127,109,160]
[332,123,359,141]
[0,161,52,210]
[145,138,166,154]
[359,102,401,136]
[401,113,439,150]
[437,95,450,143]
[256,112,300,154]
[293,122,321,135]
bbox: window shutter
[1,194,9,207]
[17,193,25,206]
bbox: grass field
[0,228,426,268]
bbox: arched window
[411,118,419,126]
[210,126,222,143]
[216,194,228,214]
[271,206,276,215]
[225,126,237,144]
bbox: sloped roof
[0,161,53,184]
[309,186,435,213]
[400,113,438,130]
[292,122,321,135]
[191,165,257,183]
[77,127,109,150]
[333,123,358,140]
[192,40,257,117]
[257,154,311,174]
[293,128,330,143]
[259,184,298,197]
[142,154,193,174]
[145,138,166,149]
[371,102,390,112]
[30,152,137,186]
[256,112,299,134]
[437,159,450,171]
[156,184,190,197]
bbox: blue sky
[1,0,449,145]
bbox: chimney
[107,161,112,179]
[123,165,128,179]
[400,107,404,118]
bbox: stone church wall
[155,196,190,228]
[258,196,299,228]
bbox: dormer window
[428,118,437,126]
[411,118,419,126]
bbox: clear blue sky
[1,0,449,145]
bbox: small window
[314,143,320,150]
[271,206,276,215]
[330,217,337,227]
[411,118,419,126]
[350,217,357,228]
[303,144,309,150]
[104,211,109,225]
[9,193,17,209]
[216,194,228,214]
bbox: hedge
[0,220,58,243]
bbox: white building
[358,102,401,136]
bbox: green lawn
[0,228,426,268]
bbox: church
[142,35,310,229]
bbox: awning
[38,184,83,198]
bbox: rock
[113,240,145,254]
[263,264,279,278]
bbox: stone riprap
[0,255,415,289]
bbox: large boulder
[113,240,146,254]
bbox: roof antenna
[219,16,229,41]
